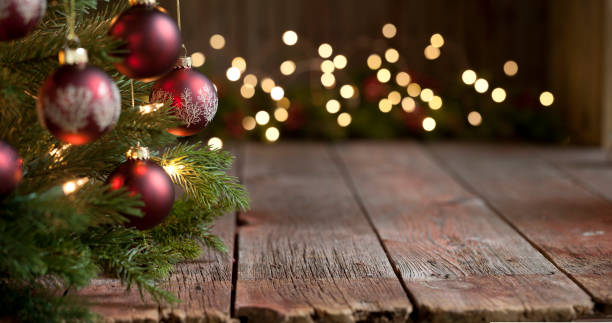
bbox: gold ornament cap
[177,56,192,68]
[59,47,88,65]
[129,0,156,5]
[126,145,150,160]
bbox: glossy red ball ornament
[108,1,181,81]
[0,140,23,196]
[37,48,121,145]
[107,146,174,230]
[150,57,218,136]
[0,0,46,41]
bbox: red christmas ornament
[107,145,174,230]
[150,57,218,137]
[0,0,46,41]
[108,0,181,81]
[37,48,121,145]
[0,140,23,196]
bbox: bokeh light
[407,83,422,97]
[420,88,434,102]
[265,127,280,142]
[491,88,506,103]
[424,45,440,60]
[210,34,225,49]
[378,98,392,113]
[280,60,296,75]
[428,96,442,110]
[321,60,335,73]
[270,86,285,101]
[337,112,352,127]
[318,43,333,58]
[326,99,341,114]
[240,84,255,99]
[382,23,397,38]
[261,78,275,93]
[244,74,258,86]
[401,97,416,112]
[395,72,411,86]
[226,67,241,81]
[468,111,482,126]
[539,91,554,106]
[430,33,445,48]
[422,117,436,131]
[242,116,256,130]
[191,52,205,67]
[274,107,289,122]
[462,69,477,85]
[232,57,247,73]
[277,97,291,109]
[321,73,336,88]
[340,85,355,99]
[282,30,298,46]
[255,110,270,125]
[207,137,223,150]
[388,91,401,105]
[333,55,348,69]
[367,54,382,70]
[474,78,489,93]
[503,60,518,76]
[377,68,391,83]
[385,48,399,63]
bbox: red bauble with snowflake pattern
[0,0,46,41]
[0,140,22,196]
[37,48,121,145]
[150,57,218,137]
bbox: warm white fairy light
[270,86,285,101]
[378,98,392,113]
[244,74,258,86]
[420,88,434,102]
[255,110,270,125]
[321,60,335,73]
[396,72,411,87]
[491,88,506,103]
[377,68,391,83]
[474,78,489,93]
[462,69,477,85]
[367,54,382,70]
[282,30,298,46]
[340,85,355,99]
[207,137,223,150]
[333,55,347,69]
[429,96,442,110]
[242,116,256,130]
[226,67,241,81]
[277,97,291,109]
[468,111,482,126]
[261,78,275,93]
[424,45,440,60]
[62,177,89,195]
[49,143,71,159]
[337,112,352,127]
[385,48,399,63]
[430,33,444,48]
[280,60,296,75]
[318,43,333,58]
[382,23,397,38]
[265,127,280,142]
[240,84,255,99]
[407,83,421,97]
[321,73,336,88]
[504,60,518,76]
[326,99,341,114]
[138,102,164,114]
[191,52,205,67]
[401,97,416,112]
[422,117,436,131]
[274,107,289,122]
[209,34,225,49]
[540,91,554,107]
[388,91,401,105]
[232,57,247,73]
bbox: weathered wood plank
[430,143,612,313]
[79,145,240,322]
[235,143,412,322]
[336,142,593,322]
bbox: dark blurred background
[159,0,607,146]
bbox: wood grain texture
[336,142,593,322]
[430,143,612,313]
[235,143,412,322]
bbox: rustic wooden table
[79,142,612,323]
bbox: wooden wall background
[159,0,608,145]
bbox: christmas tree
[0,0,248,321]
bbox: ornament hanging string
[176,0,187,55]
[64,0,79,43]
[130,80,135,108]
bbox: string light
[62,178,89,195]
[265,127,280,142]
[261,78,275,93]
[424,45,440,60]
[491,88,506,103]
[321,60,335,73]
[333,55,347,69]
[378,98,392,113]
[461,69,477,85]
[337,112,352,127]
[420,88,434,102]
[503,60,518,76]
[274,107,289,122]
[226,67,241,81]
[244,74,258,86]
[242,116,256,130]
[401,97,415,112]
[318,43,333,58]
[326,99,341,114]
[191,52,205,67]
[396,72,411,86]
[232,57,247,73]
[280,60,296,75]
[240,84,255,99]
[340,85,355,99]
[270,86,284,101]
[49,143,71,161]
[539,91,554,106]
[428,96,442,110]
[138,103,164,114]
[468,111,482,126]
[282,30,298,46]
[367,54,382,70]
[422,117,436,131]
[388,91,401,105]
[255,110,270,125]
[385,48,399,63]
[209,34,225,49]
[207,137,223,150]
[407,83,421,97]
[430,33,444,48]
[321,73,336,88]
[163,163,185,178]
[377,68,391,83]
[474,78,489,93]
[382,23,397,38]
